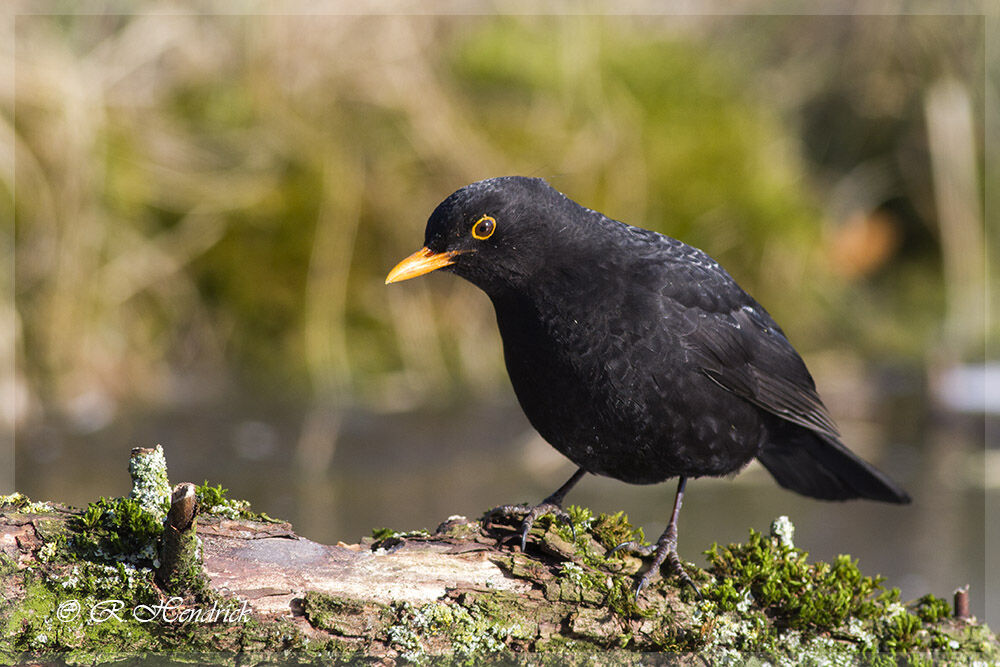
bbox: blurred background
[2,7,996,622]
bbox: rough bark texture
[2,494,998,664]
[157,483,206,596]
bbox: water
[13,389,995,625]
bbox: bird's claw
[635,549,701,599]
[614,538,701,599]
[486,502,573,550]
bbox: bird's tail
[757,424,911,504]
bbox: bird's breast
[492,292,764,484]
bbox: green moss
[532,635,605,653]
[478,506,641,624]
[5,498,997,662]
[547,506,604,559]
[2,556,329,661]
[302,591,389,640]
[693,521,1000,663]
[195,481,250,519]
[914,593,952,623]
[590,510,646,553]
[879,610,923,653]
[69,496,164,565]
[563,505,594,536]
[369,528,431,550]
[157,519,210,599]
[0,552,15,574]
[705,527,895,632]
[549,559,649,622]
[491,552,548,581]
[0,481,331,660]
[1,559,162,659]
[368,509,998,661]
[434,516,482,541]
[371,527,396,541]
[194,481,281,522]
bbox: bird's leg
[487,468,586,550]
[611,476,699,596]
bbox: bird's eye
[471,215,496,240]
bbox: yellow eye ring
[471,215,496,240]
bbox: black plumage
[386,176,910,591]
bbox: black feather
[394,176,912,505]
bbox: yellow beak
[385,247,461,284]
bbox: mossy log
[1,450,998,664]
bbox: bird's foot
[485,502,574,551]
[637,542,700,597]
[608,540,656,558]
[611,538,701,598]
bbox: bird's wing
[655,257,842,440]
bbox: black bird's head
[385,176,574,296]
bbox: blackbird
[386,176,910,592]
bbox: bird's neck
[487,259,602,341]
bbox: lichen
[4,494,998,663]
[769,515,795,549]
[128,445,171,519]
[552,557,647,620]
[2,534,327,663]
[0,492,55,514]
[385,597,534,662]
[487,509,999,662]
[2,554,162,661]
[0,480,322,661]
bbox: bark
[1,447,997,664]
[157,483,205,596]
[2,500,998,664]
